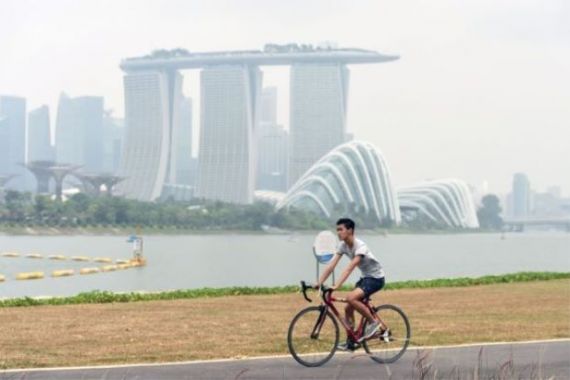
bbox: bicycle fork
[310,305,328,339]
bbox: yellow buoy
[79,267,100,275]
[2,252,20,258]
[0,274,5,282]
[94,257,113,263]
[16,271,45,280]
[48,255,67,260]
[131,258,147,266]
[115,259,129,264]
[25,253,43,259]
[101,265,118,272]
[71,256,90,262]
[52,269,74,277]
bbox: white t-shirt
[337,238,385,279]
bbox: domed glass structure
[276,141,400,226]
[398,179,479,229]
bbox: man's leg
[346,288,377,323]
[344,303,355,330]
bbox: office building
[0,96,27,190]
[55,93,104,171]
[512,173,531,217]
[28,105,54,162]
[288,64,350,186]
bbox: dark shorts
[355,277,385,298]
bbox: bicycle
[287,281,411,367]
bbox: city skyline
[1,0,568,195]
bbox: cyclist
[315,218,387,351]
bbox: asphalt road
[2,340,569,380]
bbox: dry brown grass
[0,280,568,369]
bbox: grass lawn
[0,279,568,369]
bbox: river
[0,232,569,298]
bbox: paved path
[2,340,569,379]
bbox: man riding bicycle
[315,218,387,351]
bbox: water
[0,232,568,298]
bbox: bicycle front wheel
[363,304,411,364]
[287,306,339,367]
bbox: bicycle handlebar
[300,281,333,303]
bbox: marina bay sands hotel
[116,44,398,203]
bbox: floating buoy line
[0,235,146,282]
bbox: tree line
[0,191,505,231]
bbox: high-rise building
[512,173,531,217]
[173,96,194,186]
[288,64,349,186]
[260,86,277,124]
[257,123,288,192]
[119,45,397,202]
[55,93,104,171]
[0,96,27,190]
[196,66,261,204]
[28,105,54,162]
[256,87,288,192]
[116,70,184,201]
[102,112,124,174]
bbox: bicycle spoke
[288,306,339,367]
[363,304,411,364]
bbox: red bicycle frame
[317,290,380,342]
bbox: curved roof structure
[398,179,479,229]
[121,46,398,72]
[276,141,400,226]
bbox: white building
[0,96,27,190]
[288,64,349,187]
[55,93,104,171]
[28,105,54,162]
[116,70,183,201]
[196,66,261,204]
[256,87,288,192]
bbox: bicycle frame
[314,289,380,343]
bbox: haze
[1,0,568,196]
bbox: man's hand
[313,283,320,290]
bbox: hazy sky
[1,0,569,197]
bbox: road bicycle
[287,281,411,367]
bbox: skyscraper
[28,105,54,162]
[196,66,261,204]
[0,96,27,190]
[256,87,288,192]
[512,173,531,217]
[118,45,397,202]
[55,93,104,171]
[102,112,124,174]
[173,96,194,186]
[288,64,349,186]
[116,70,184,201]
[260,86,277,124]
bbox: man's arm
[332,255,361,290]
[315,253,342,288]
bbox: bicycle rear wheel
[362,304,411,364]
[287,306,339,367]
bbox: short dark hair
[336,218,355,231]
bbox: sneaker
[336,340,361,351]
[379,328,392,343]
[359,321,380,342]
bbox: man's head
[336,218,355,241]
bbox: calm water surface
[0,232,568,298]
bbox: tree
[4,191,31,222]
[477,194,503,230]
